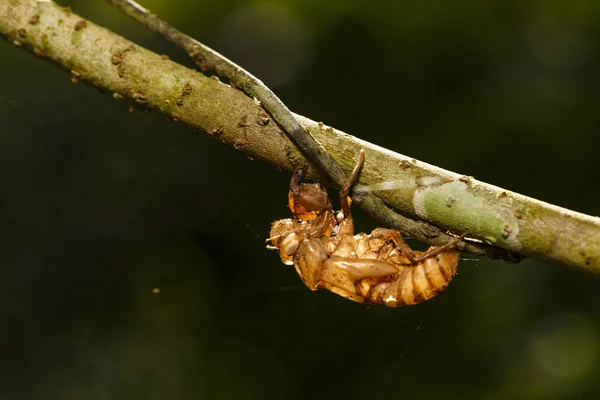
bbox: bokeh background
[1,1,600,399]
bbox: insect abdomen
[359,247,460,307]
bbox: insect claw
[450,230,469,243]
[266,235,280,243]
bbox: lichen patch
[413,181,522,250]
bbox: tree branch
[2,0,599,272]
[101,0,501,264]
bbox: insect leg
[339,149,365,218]
[369,228,467,264]
[370,228,467,264]
[326,256,399,280]
[411,231,468,263]
[289,164,307,193]
[318,256,398,304]
[370,228,420,262]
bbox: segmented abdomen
[357,247,460,307]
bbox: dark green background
[1,1,599,399]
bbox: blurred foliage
[1,0,600,399]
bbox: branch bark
[1,0,599,272]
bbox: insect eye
[280,233,300,257]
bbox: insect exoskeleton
[267,149,464,307]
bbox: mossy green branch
[1,0,599,272]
